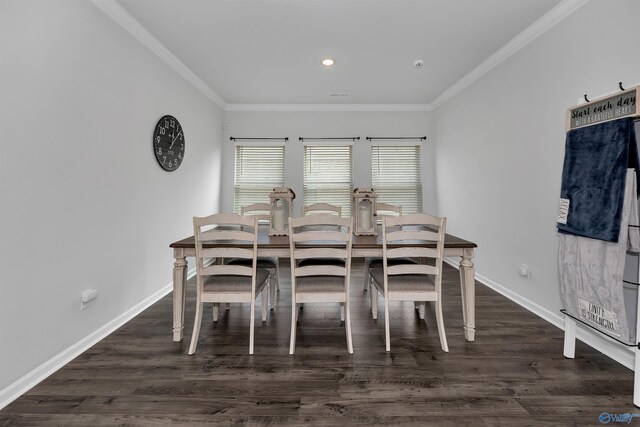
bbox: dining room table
[169,225,478,342]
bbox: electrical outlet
[518,264,529,278]
[81,289,98,310]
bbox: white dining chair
[298,204,347,319]
[189,213,269,355]
[288,214,354,354]
[225,202,280,310]
[363,203,417,292]
[368,213,449,352]
[302,202,342,217]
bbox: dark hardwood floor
[1,261,636,426]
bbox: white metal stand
[562,252,640,407]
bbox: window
[234,145,285,213]
[303,145,353,216]
[371,145,423,213]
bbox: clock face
[153,115,185,171]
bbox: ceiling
[116,0,562,106]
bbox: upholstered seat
[369,269,435,293]
[295,275,346,293]
[203,269,270,293]
[367,257,416,269]
[226,257,278,270]
[297,258,346,268]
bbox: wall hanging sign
[566,86,638,131]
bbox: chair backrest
[375,202,402,222]
[289,214,353,281]
[241,202,271,223]
[193,213,259,293]
[381,213,446,293]
[302,202,342,217]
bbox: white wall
[221,110,435,215]
[0,0,223,391]
[434,0,640,363]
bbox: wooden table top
[170,225,477,250]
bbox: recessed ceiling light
[322,58,334,66]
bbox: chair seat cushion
[369,268,435,293]
[226,257,277,269]
[203,268,269,294]
[366,257,417,269]
[296,275,345,293]
[297,258,346,268]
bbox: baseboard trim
[0,269,195,410]
[444,257,635,371]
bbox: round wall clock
[153,115,185,171]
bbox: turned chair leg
[384,297,391,352]
[261,285,268,322]
[249,299,256,355]
[370,287,378,320]
[345,300,353,354]
[269,272,276,311]
[435,299,449,352]
[212,303,219,322]
[289,301,297,355]
[363,260,370,292]
[188,299,203,355]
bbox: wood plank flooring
[1,261,637,426]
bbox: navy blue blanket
[557,117,639,242]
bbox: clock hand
[170,130,183,149]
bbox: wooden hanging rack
[566,82,639,132]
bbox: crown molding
[91,0,226,109]
[225,104,432,112]
[92,0,587,113]
[431,0,590,109]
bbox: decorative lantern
[269,187,296,236]
[352,187,377,236]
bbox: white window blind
[234,145,285,213]
[371,145,423,214]
[303,145,353,216]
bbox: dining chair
[368,213,449,352]
[375,202,402,219]
[302,202,342,217]
[226,202,280,310]
[288,214,354,354]
[299,203,347,318]
[189,213,270,355]
[363,203,417,292]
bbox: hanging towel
[557,117,639,242]
[559,169,639,344]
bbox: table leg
[172,248,187,342]
[459,248,476,341]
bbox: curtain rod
[229,137,289,141]
[366,136,426,141]
[298,137,360,142]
